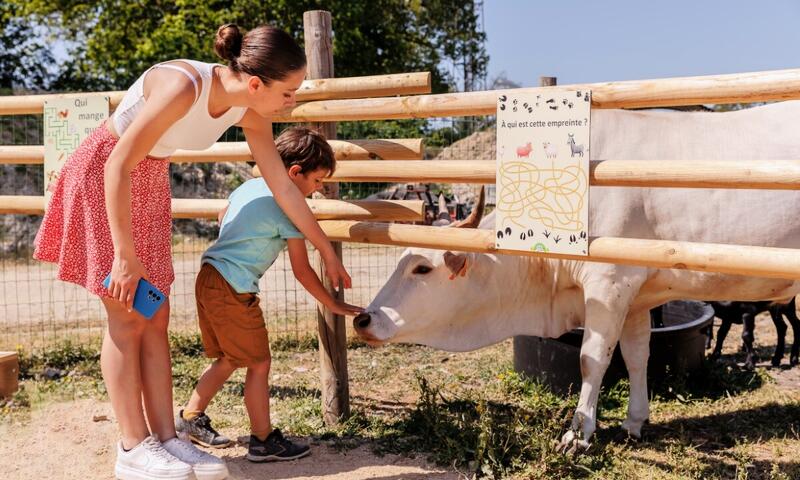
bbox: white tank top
[112,59,248,158]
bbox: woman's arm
[104,68,197,311]
[287,239,363,316]
[239,110,351,289]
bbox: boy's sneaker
[114,435,192,480]
[162,437,229,480]
[245,429,311,462]
[175,410,232,448]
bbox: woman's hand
[322,252,352,290]
[108,250,149,312]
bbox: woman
[34,24,350,480]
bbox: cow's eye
[412,265,433,275]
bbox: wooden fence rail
[0,138,425,164]
[271,68,800,122]
[320,220,800,281]
[0,72,431,116]
[0,196,424,221]
[251,159,800,190]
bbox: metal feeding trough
[512,300,715,394]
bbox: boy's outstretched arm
[287,239,364,317]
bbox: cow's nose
[353,313,371,330]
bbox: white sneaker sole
[192,464,229,480]
[115,463,192,480]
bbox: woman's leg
[139,299,179,441]
[184,357,238,413]
[101,298,149,450]
[245,357,272,439]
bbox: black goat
[707,299,799,369]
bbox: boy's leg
[185,357,238,415]
[244,347,311,463]
[177,358,236,448]
[100,298,150,449]
[245,357,272,440]
[139,299,179,441]
[175,264,243,448]
[188,265,235,416]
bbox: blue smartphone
[102,273,166,319]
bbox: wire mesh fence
[0,111,495,352]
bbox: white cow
[353,101,800,452]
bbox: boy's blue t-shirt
[202,178,303,293]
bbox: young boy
[176,126,363,462]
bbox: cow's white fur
[356,101,800,451]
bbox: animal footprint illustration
[497,230,504,239]
[543,230,551,239]
[554,235,562,244]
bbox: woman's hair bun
[214,24,243,62]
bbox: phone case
[102,274,167,319]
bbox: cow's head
[353,188,521,351]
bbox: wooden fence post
[304,9,350,425]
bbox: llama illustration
[567,134,584,157]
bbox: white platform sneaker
[115,435,193,480]
[162,436,229,480]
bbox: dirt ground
[0,398,459,480]
[1,309,798,479]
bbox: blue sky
[483,0,800,87]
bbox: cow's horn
[452,186,485,229]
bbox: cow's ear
[443,251,468,279]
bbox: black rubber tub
[512,300,715,394]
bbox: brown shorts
[196,263,270,368]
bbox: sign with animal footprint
[44,96,109,207]
[495,89,590,256]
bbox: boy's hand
[327,299,364,317]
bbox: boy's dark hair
[275,126,336,176]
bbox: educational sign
[43,96,109,206]
[495,89,590,255]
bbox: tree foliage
[12,0,487,94]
